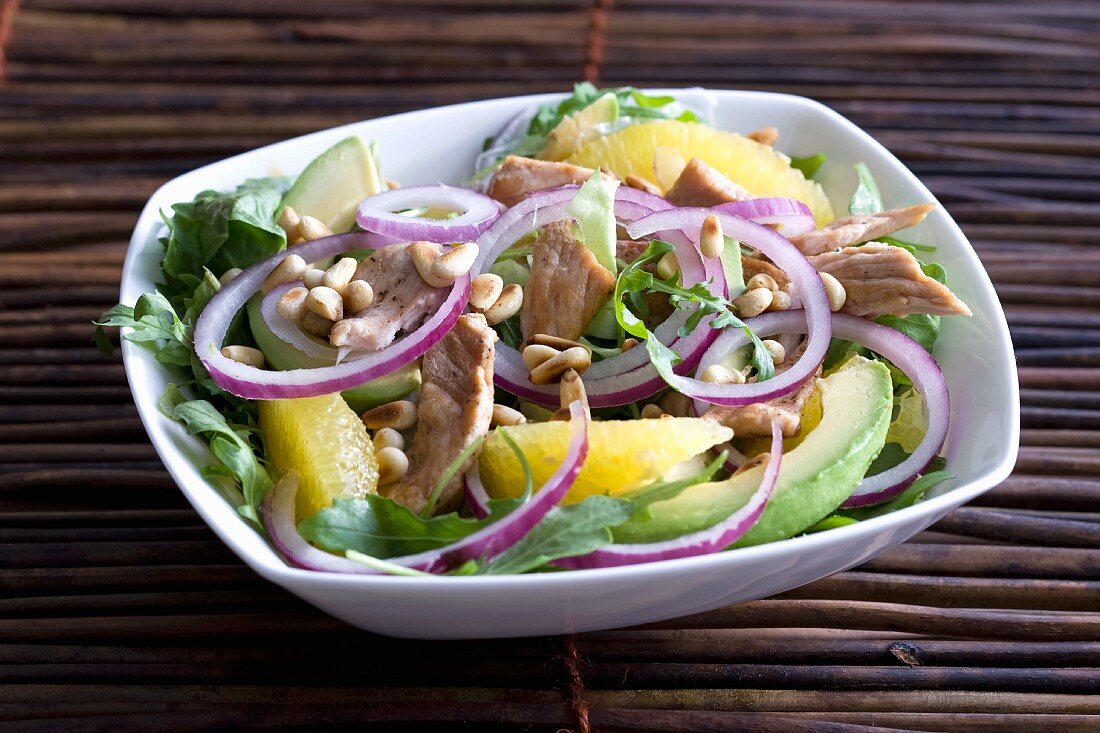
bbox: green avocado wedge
[613,356,892,546]
[281,136,382,234]
[245,294,420,413]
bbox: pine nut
[261,254,306,293]
[762,339,786,364]
[530,333,589,353]
[299,310,334,338]
[219,267,242,286]
[361,400,418,431]
[410,242,450,287]
[700,363,745,385]
[700,214,724,259]
[373,427,405,452]
[302,267,325,289]
[277,206,301,238]
[299,215,333,242]
[431,242,479,282]
[491,403,527,427]
[529,346,591,385]
[658,391,692,417]
[343,279,375,314]
[622,338,640,351]
[746,273,779,292]
[304,286,343,321]
[469,273,505,312]
[624,173,661,196]
[734,287,773,318]
[559,368,588,410]
[275,286,308,321]
[656,252,679,281]
[521,343,559,370]
[376,446,410,485]
[641,404,665,419]
[549,407,572,422]
[768,290,793,312]
[220,345,265,368]
[748,126,779,147]
[322,257,358,293]
[484,284,523,325]
[820,272,847,312]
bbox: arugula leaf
[94,291,193,368]
[158,386,272,524]
[567,173,620,273]
[790,152,826,179]
[849,162,883,215]
[478,495,634,575]
[621,452,726,521]
[805,515,858,533]
[160,176,290,309]
[841,469,953,521]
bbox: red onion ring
[629,209,831,407]
[194,233,469,400]
[355,184,501,243]
[474,187,723,407]
[263,401,589,574]
[556,418,783,569]
[714,197,815,238]
[464,463,493,520]
[261,282,355,363]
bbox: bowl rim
[120,88,1020,589]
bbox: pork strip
[383,314,497,514]
[488,155,600,207]
[703,340,820,438]
[810,242,972,318]
[520,221,616,342]
[790,203,935,256]
[664,158,752,207]
[329,242,447,351]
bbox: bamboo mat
[1,1,1098,731]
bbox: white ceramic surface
[120,90,1019,639]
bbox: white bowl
[121,90,1019,639]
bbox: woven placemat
[1,1,1098,731]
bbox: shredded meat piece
[665,158,753,207]
[811,243,972,318]
[520,221,616,342]
[790,204,935,256]
[616,239,649,265]
[747,126,779,146]
[487,155,600,207]
[383,314,496,514]
[330,243,447,351]
[624,173,662,196]
[703,340,821,438]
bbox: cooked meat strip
[624,173,662,196]
[790,203,935,256]
[740,242,969,319]
[329,242,447,351]
[664,158,752,207]
[747,126,779,146]
[488,155,601,207]
[383,314,497,514]
[521,221,616,342]
[703,339,821,438]
[810,242,972,318]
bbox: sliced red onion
[475,187,722,407]
[263,402,589,574]
[261,282,349,363]
[629,209,831,407]
[714,197,815,238]
[464,464,492,520]
[355,184,502,243]
[194,233,469,400]
[556,418,783,569]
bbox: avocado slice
[613,356,892,546]
[281,136,383,233]
[539,93,620,161]
[245,294,420,413]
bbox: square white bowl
[120,90,1019,639]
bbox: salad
[100,85,971,576]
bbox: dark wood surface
[1,1,1098,731]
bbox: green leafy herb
[94,291,191,366]
[477,495,635,575]
[422,435,489,519]
[567,173,620,273]
[805,515,858,533]
[497,428,534,502]
[880,235,936,254]
[841,469,953,521]
[790,152,826,178]
[621,452,726,521]
[159,176,291,310]
[849,162,883,215]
